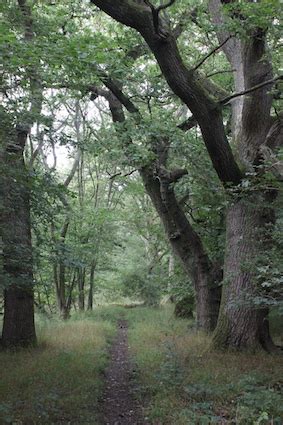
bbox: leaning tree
[90,0,282,351]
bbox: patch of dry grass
[0,317,115,425]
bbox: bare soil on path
[99,319,149,425]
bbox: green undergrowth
[126,305,283,425]
[0,308,117,425]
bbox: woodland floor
[99,318,149,425]
[0,306,282,424]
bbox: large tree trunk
[1,128,36,347]
[209,0,277,351]
[212,196,275,351]
[141,167,221,331]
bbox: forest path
[99,318,149,425]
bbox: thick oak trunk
[141,167,221,331]
[1,129,36,347]
[212,197,275,351]
[3,287,35,348]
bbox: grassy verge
[0,308,117,425]
[126,305,283,425]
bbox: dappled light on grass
[0,318,115,425]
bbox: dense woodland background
[0,0,282,423]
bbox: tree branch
[109,169,138,180]
[100,75,140,115]
[192,35,232,72]
[177,116,197,132]
[220,76,283,106]
[91,0,243,185]
[144,0,176,39]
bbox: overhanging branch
[220,76,283,106]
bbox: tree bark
[140,166,221,331]
[209,1,277,351]
[0,0,41,347]
[212,196,275,351]
[78,267,85,311]
[52,220,70,320]
[87,262,96,311]
[1,127,36,347]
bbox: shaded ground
[100,319,149,425]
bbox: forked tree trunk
[1,128,36,347]
[212,196,275,351]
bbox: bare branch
[192,35,232,72]
[220,76,283,106]
[109,169,138,180]
[206,69,235,78]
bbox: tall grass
[0,312,116,425]
[126,305,283,425]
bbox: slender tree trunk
[65,270,78,316]
[212,196,275,351]
[58,262,69,319]
[87,262,96,311]
[1,128,36,347]
[53,262,69,320]
[51,217,71,320]
[78,268,85,311]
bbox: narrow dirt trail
[100,319,149,425]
